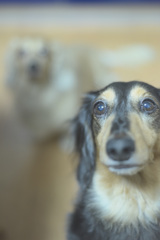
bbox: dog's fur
[68,81,160,240]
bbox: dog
[68,81,160,240]
[5,38,57,140]
[5,38,119,142]
[5,38,83,141]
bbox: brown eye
[141,99,157,114]
[94,101,107,116]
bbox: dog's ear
[156,89,160,103]
[74,92,96,190]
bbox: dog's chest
[69,201,160,240]
[87,173,160,227]
[80,222,160,240]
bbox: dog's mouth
[107,164,144,175]
[108,164,142,169]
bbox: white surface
[0,5,160,27]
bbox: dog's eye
[94,101,107,116]
[141,99,157,113]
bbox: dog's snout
[29,63,39,73]
[106,137,135,161]
[111,116,129,133]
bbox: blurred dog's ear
[5,38,21,88]
[74,93,96,190]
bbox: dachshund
[68,81,160,240]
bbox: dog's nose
[29,63,39,73]
[106,137,135,161]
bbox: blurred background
[0,1,160,240]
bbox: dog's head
[75,81,160,190]
[7,38,52,84]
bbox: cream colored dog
[5,38,118,142]
[6,38,79,141]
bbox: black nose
[29,63,39,73]
[106,137,135,161]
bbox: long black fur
[68,197,160,240]
[73,92,97,190]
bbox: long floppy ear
[74,92,97,190]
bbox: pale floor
[0,5,160,240]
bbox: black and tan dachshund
[68,81,160,240]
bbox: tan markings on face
[100,88,116,105]
[129,85,159,110]
[129,112,157,165]
[129,86,148,102]
[94,88,116,162]
[96,114,115,166]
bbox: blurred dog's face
[13,39,52,83]
[93,81,160,176]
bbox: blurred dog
[5,38,81,141]
[68,81,160,240]
[5,38,118,142]
[6,38,52,86]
